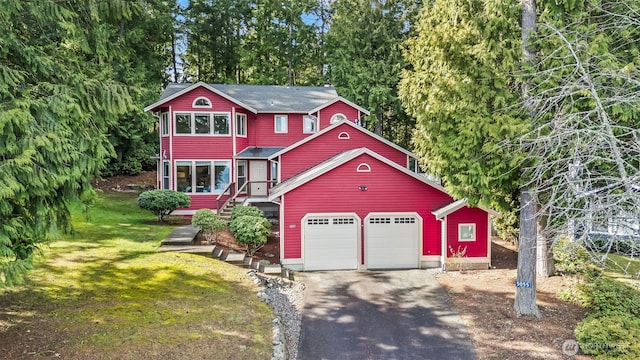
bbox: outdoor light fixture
[358,185,368,191]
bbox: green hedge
[229,210,271,256]
[230,205,264,221]
[574,277,640,359]
[137,190,190,222]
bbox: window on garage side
[308,218,329,225]
[458,223,476,242]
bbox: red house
[145,82,498,271]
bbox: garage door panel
[366,215,420,269]
[304,216,358,271]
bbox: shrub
[553,238,590,275]
[575,314,640,358]
[230,205,264,221]
[573,277,640,359]
[137,189,190,222]
[192,209,227,244]
[230,215,271,256]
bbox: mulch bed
[196,229,280,265]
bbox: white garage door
[304,215,359,271]
[366,214,420,269]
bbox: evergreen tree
[326,0,419,147]
[0,0,133,286]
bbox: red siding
[446,208,489,258]
[172,137,233,159]
[279,123,408,180]
[317,101,361,129]
[179,194,225,212]
[164,87,241,112]
[160,137,170,158]
[253,113,310,147]
[281,154,452,259]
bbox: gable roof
[307,96,370,116]
[268,120,416,160]
[269,148,448,200]
[432,199,501,219]
[144,82,345,114]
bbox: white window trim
[174,159,232,195]
[356,163,371,172]
[174,111,231,136]
[274,115,288,133]
[458,223,476,242]
[162,160,170,189]
[161,112,169,136]
[338,131,350,140]
[237,160,247,193]
[192,96,212,108]
[330,113,347,124]
[303,115,317,134]
[236,113,247,137]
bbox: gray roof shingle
[158,83,339,113]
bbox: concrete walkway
[297,270,477,360]
[156,225,287,276]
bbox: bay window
[176,160,230,194]
[174,112,230,135]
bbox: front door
[249,161,268,196]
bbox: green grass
[606,253,640,280]
[0,192,273,359]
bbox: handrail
[216,180,278,214]
[216,182,235,213]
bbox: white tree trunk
[536,216,555,277]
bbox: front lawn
[0,192,273,359]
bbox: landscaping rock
[247,270,305,360]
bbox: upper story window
[236,113,247,137]
[161,112,169,136]
[330,113,347,124]
[303,115,317,134]
[175,112,230,135]
[275,115,288,133]
[192,97,212,108]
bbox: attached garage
[303,214,359,271]
[365,213,421,269]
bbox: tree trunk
[536,215,555,277]
[514,189,540,317]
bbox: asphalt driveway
[297,270,477,360]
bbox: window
[458,224,476,242]
[195,161,211,192]
[236,113,247,137]
[237,161,247,193]
[161,113,169,136]
[174,112,230,135]
[162,161,170,189]
[175,113,192,134]
[175,160,230,194]
[308,218,329,225]
[338,131,350,140]
[303,115,317,133]
[356,163,371,172]
[214,160,231,191]
[194,114,211,134]
[176,161,192,192]
[214,114,230,135]
[275,115,288,133]
[330,113,347,124]
[193,97,211,108]
[271,161,278,184]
